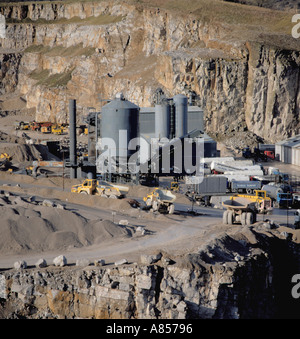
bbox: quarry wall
[1,227,300,319]
[0,1,299,143]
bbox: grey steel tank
[155,99,170,140]
[100,93,139,159]
[173,94,188,138]
[262,184,283,200]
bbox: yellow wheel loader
[71,179,129,199]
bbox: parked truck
[294,210,300,229]
[184,176,228,206]
[262,184,283,201]
[293,194,300,209]
[242,147,272,161]
[276,192,293,209]
[230,180,262,194]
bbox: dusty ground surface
[0,169,298,271]
[0,171,224,269]
[0,98,299,271]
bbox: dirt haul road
[0,173,229,269]
[0,172,297,270]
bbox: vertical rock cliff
[0,0,299,143]
[1,225,300,319]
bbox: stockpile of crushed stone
[0,194,134,255]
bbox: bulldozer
[71,179,129,199]
[143,188,176,214]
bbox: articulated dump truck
[71,179,129,199]
[143,188,176,214]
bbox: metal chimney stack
[69,99,77,179]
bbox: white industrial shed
[275,135,300,166]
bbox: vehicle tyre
[109,194,117,199]
[152,201,158,212]
[227,210,234,225]
[80,191,88,194]
[101,194,108,198]
[223,210,229,224]
[246,212,254,225]
[246,189,252,194]
[241,212,246,226]
[168,204,175,215]
[145,198,152,207]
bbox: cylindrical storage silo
[173,94,188,138]
[100,93,139,161]
[155,101,170,140]
[69,99,77,179]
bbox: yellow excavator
[71,179,129,199]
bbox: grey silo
[173,94,188,138]
[155,100,171,140]
[100,93,140,160]
[69,99,77,179]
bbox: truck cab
[277,192,293,209]
[293,194,300,209]
[264,150,275,160]
[294,210,300,229]
[71,179,97,194]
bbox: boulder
[35,259,47,268]
[53,255,67,267]
[42,199,54,207]
[14,260,27,269]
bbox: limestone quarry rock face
[0,0,299,143]
[1,226,300,319]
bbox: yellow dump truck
[143,188,176,214]
[232,190,272,214]
[71,179,129,199]
[223,190,272,226]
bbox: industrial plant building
[70,91,218,182]
[275,135,300,167]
